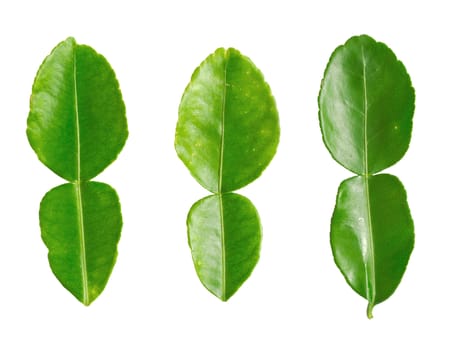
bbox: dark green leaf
[27,37,128,182]
[40,182,122,305]
[175,48,279,193]
[319,35,414,175]
[319,35,415,317]
[187,193,261,301]
[331,174,414,318]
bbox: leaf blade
[27,37,128,181]
[331,174,414,317]
[187,193,261,301]
[175,48,279,193]
[318,35,415,175]
[40,182,122,305]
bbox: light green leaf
[175,47,279,193]
[319,35,414,175]
[27,37,128,182]
[187,193,261,301]
[40,182,122,305]
[27,37,127,305]
[176,47,279,301]
[331,174,414,318]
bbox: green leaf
[318,35,414,175]
[27,37,127,305]
[27,37,128,182]
[319,35,415,317]
[175,48,279,301]
[175,47,279,193]
[40,182,122,305]
[176,48,279,300]
[331,174,414,318]
[187,193,261,301]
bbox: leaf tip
[64,36,77,45]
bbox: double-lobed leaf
[176,48,279,300]
[27,37,128,305]
[318,35,415,317]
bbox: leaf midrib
[361,47,376,318]
[73,43,89,305]
[218,50,229,300]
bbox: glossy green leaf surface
[27,37,127,305]
[40,182,122,305]
[27,37,128,182]
[187,193,261,301]
[331,174,414,318]
[319,35,414,175]
[319,35,415,318]
[175,48,279,193]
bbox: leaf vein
[362,48,376,318]
[218,50,229,299]
[73,44,89,305]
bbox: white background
[0,0,465,348]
